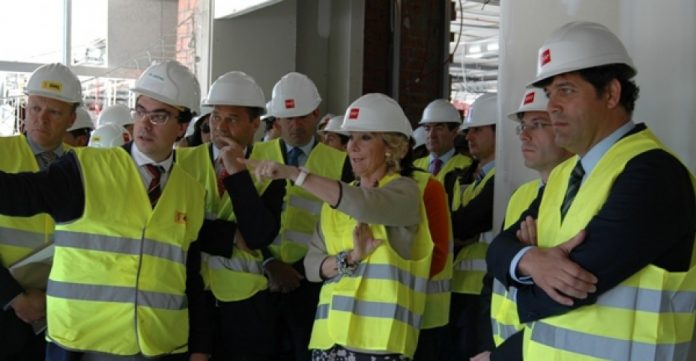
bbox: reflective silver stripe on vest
[427,279,451,294]
[207,254,264,275]
[596,285,696,314]
[315,303,329,319]
[47,280,187,310]
[492,279,517,302]
[454,259,487,272]
[288,195,322,216]
[284,230,313,246]
[332,295,422,329]
[0,227,46,249]
[54,231,186,265]
[531,321,690,361]
[491,318,521,340]
[327,263,429,294]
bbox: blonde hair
[380,132,410,174]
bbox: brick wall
[362,0,448,126]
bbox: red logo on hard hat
[285,99,295,109]
[348,108,360,119]
[524,92,535,105]
[541,49,551,66]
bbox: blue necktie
[36,152,57,170]
[560,160,585,221]
[431,158,443,176]
[287,147,303,167]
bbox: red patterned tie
[145,164,163,207]
[217,159,229,196]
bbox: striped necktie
[474,169,485,186]
[287,147,303,167]
[144,164,164,208]
[36,151,58,170]
[560,160,585,221]
[431,158,443,176]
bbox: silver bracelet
[336,250,357,276]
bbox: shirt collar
[579,121,634,177]
[131,142,174,173]
[430,148,456,165]
[26,137,64,157]
[480,160,496,176]
[284,137,315,157]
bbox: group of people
[0,20,694,361]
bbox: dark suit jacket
[486,124,695,356]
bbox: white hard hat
[419,99,461,125]
[507,88,548,121]
[88,123,132,148]
[68,106,95,131]
[270,72,321,118]
[131,60,201,114]
[412,126,427,149]
[25,63,82,104]
[203,71,265,108]
[319,115,349,137]
[462,93,497,130]
[341,93,412,137]
[531,21,636,86]
[185,105,213,137]
[97,103,132,128]
[261,101,274,121]
[317,113,335,130]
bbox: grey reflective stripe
[327,263,429,294]
[596,285,696,314]
[530,321,690,361]
[492,279,516,302]
[454,259,487,272]
[0,227,46,249]
[315,303,329,319]
[54,231,186,265]
[491,318,520,340]
[271,234,281,246]
[207,254,264,275]
[284,230,313,245]
[288,195,322,216]
[48,280,187,310]
[332,295,422,329]
[427,279,450,294]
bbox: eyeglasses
[131,108,172,125]
[515,122,552,135]
[201,123,210,133]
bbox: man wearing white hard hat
[0,62,82,361]
[474,88,571,361]
[0,60,211,361]
[249,72,352,360]
[63,106,95,147]
[177,70,285,360]
[448,92,498,360]
[415,99,473,210]
[97,103,134,135]
[318,115,349,151]
[487,22,696,360]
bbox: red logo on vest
[541,49,551,66]
[523,92,535,105]
[284,99,295,109]
[348,108,360,119]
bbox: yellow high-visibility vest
[452,167,495,295]
[490,179,540,346]
[309,173,433,358]
[250,139,346,264]
[411,171,453,329]
[50,147,204,357]
[0,135,55,267]
[523,129,696,360]
[176,144,267,301]
[414,153,473,211]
